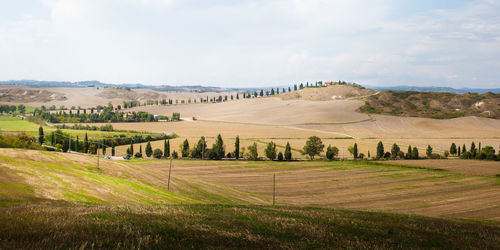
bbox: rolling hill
[359,91,500,119]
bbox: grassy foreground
[1,204,499,249]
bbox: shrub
[153,149,163,159]
[277,152,284,161]
[171,151,178,159]
[134,152,143,158]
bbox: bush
[171,151,179,159]
[153,149,163,159]
[134,152,143,158]
[277,152,284,161]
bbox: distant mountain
[0,80,260,93]
[367,85,500,94]
[0,80,111,88]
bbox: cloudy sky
[1,0,499,88]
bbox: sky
[0,0,499,88]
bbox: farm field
[0,115,161,140]
[383,159,500,177]
[1,148,499,222]
[102,119,500,159]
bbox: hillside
[96,87,168,101]
[280,84,376,101]
[359,91,500,119]
[0,148,499,248]
[0,86,66,103]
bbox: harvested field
[383,159,500,177]
[126,97,370,125]
[280,84,376,101]
[1,148,498,221]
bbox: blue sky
[0,0,499,88]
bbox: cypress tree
[130,142,134,156]
[412,147,419,159]
[450,143,457,156]
[181,139,190,158]
[284,142,292,161]
[145,141,152,157]
[84,133,89,153]
[407,145,412,159]
[458,146,461,156]
[426,145,433,158]
[111,143,115,156]
[470,142,477,158]
[376,141,384,159]
[38,126,44,145]
[164,140,170,158]
[140,144,143,154]
[75,136,79,152]
[353,143,358,159]
[213,134,225,159]
[234,136,240,160]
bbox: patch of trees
[0,104,26,114]
[31,106,177,123]
[37,127,173,155]
[0,132,43,150]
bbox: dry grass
[1,148,499,222]
[1,204,498,249]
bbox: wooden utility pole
[273,174,276,206]
[167,157,173,190]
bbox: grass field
[0,115,161,140]
[1,204,498,249]
[1,148,499,248]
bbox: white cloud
[0,0,499,87]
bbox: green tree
[450,143,457,156]
[303,136,324,160]
[376,141,384,159]
[139,144,143,155]
[412,147,419,159]
[172,151,178,159]
[353,143,358,159]
[426,145,433,158]
[265,141,277,160]
[153,149,163,159]
[284,142,292,161]
[145,141,152,157]
[406,145,412,159]
[111,144,115,156]
[247,143,258,160]
[17,104,26,114]
[326,145,339,160]
[38,126,44,145]
[181,139,190,158]
[391,143,400,159]
[277,152,284,161]
[75,136,79,152]
[470,142,477,158]
[234,136,240,160]
[191,137,206,159]
[130,142,135,156]
[213,134,225,159]
[84,133,89,153]
[164,140,170,158]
